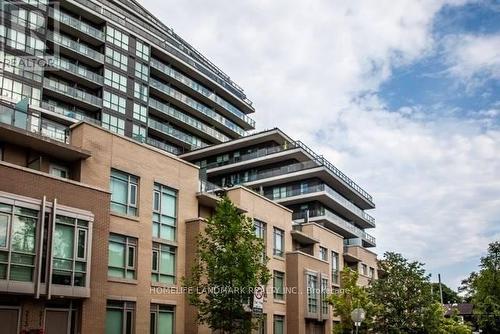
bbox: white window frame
[49,164,69,178]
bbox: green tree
[370,252,441,333]
[183,196,271,333]
[327,267,377,334]
[431,282,463,304]
[460,241,500,333]
[424,302,472,334]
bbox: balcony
[40,102,100,125]
[149,78,246,136]
[266,184,375,228]
[146,137,182,155]
[149,98,229,143]
[49,7,104,42]
[147,118,208,150]
[151,58,255,128]
[43,78,102,109]
[47,31,104,64]
[51,57,103,86]
[205,140,374,209]
[293,208,376,247]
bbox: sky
[139,0,500,290]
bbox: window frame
[273,270,285,301]
[151,242,176,284]
[273,227,284,257]
[151,183,177,242]
[110,169,139,216]
[107,234,137,280]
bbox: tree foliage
[431,282,463,304]
[183,196,271,333]
[460,241,500,333]
[327,267,378,334]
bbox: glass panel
[150,312,156,334]
[11,216,36,253]
[77,229,86,259]
[161,193,175,217]
[0,263,6,279]
[152,251,158,271]
[127,246,135,268]
[108,242,125,268]
[111,178,127,206]
[160,249,174,276]
[10,265,32,281]
[0,214,9,248]
[125,310,133,334]
[158,312,173,334]
[105,309,123,334]
[159,224,175,241]
[53,224,74,259]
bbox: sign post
[351,308,366,334]
[252,286,264,314]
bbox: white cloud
[140,0,500,288]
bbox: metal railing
[151,58,255,127]
[149,78,246,136]
[199,179,222,193]
[146,137,182,155]
[43,78,102,107]
[149,98,230,143]
[40,102,100,125]
[47,31,104,63]
[51,57,103,84]
[147,118,208,149]
[49,7,104,41]
[266,184,375,226]
[293,208,376,245]
[0,102,69,143]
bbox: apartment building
[181,128,379,290]
[0,0,255,156]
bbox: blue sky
[141,0,500,290]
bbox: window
[273,271,284,301]
[136,40,150,61]
[134,82,148,102]
[151,243,176,284]
[152,183,177,241]
[273,315,284,334]
[150,304,174,334]
[49,164,69,178]
[319,246,328,261]
[321,277,329,315]
[0,204,38,281]
[307,273,318,313]
[256,314,266,334]
[272,186,286,199]
[104,69,127,92]
[254,219,265,240]
[1,51,43,82]
[106,26,129,50]
[132,124,146,142]
[273,227,284,257]
[0,76,41,106]
[102,113,125,135]
[331,251,339,285]
[133,103,147,122]
[134,61,149,81]
[108,234,137,279]
[361,263,368,276]
[52,215,89,287]
[103,91,127,114]
[369,267,375,279]
[105,301,135,334]
[105,47,128,71]
[110,170,138,216]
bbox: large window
[136,40,150,61]
[104,69,127,92]
[110,169,138,216]
[331,251,339,285]
[134,82,148,103]
[307,273,318,313]
[103,91,126,114]
[133,103,147,123]
[273,271,284,301]
[105,47,128,71]
[319,246,328,261]
[321,277,329,315]
[361,263,368,276]
[102,113,125,135]
[106,26,129,50]
[151,243,175,284]
[132,124,146,142]
[152,183,177,241]
[0,204,37,281]
[150,304,174,334]
[52,215,89,287]
[273,315,284,334]
[0,76,41,106]
[134,61,149,81]
[108,234,137,279]
[273,227,284,257]
[105,301,135,334]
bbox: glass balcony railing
[151,59,255,127]
[40,102,100,125]
[146,137,182,155]
[148,118,208,149]
[43,78,102,107]
[204,139,373,204]
[51,57,103,84]
[149,98,229,143]
[49,8,104,41]
[149,78,246,136]
[47,31,104,63]
[293,208,376,246]
[266,184,375,226]
[0,102,69,143]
